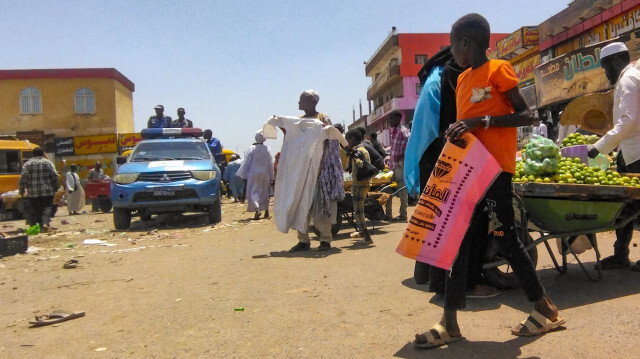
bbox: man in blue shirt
[204,129,226,167]
[147,105,172,128]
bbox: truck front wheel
[99,199,112,213]
[113,207,131,230]
[208,190,222,224]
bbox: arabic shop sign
[118,133,142,153]
[497,26,538,58]
[74,134,117,155]
[580,5,640,50]
[513,54,540,88]
[533,40,614,107]
[55,137,75,156]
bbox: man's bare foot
[534,297,559,322]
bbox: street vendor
[588,42,640,271]
[87,162,108,181]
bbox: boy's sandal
[511,310,566,337]
[414,323,464,349]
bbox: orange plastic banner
[396,133,501,269]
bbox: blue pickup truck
[110,128,222,230]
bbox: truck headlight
[191,170,216,181]
[114,173,139,184]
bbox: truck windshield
[130,141,212,162]
[0,150,22,174]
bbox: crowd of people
[21,11,640,350]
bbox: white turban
[600,42,629,60]
[302,89,320,103]
[255,130,266,143]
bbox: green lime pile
[560,133,600,147]
[513,157,640,186]
[523,137,561,177]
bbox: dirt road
[2,198,640,358]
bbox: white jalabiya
[236,142,274,212]
[65,171,85,213]
[263,116,347,233]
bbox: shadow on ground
[400,262,640,314]
[393,335,543,359]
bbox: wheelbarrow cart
[483,182,640,285]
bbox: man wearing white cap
[147,105,172,128]
[588,41,640,270]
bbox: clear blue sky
[1,0,568,155]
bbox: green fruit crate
[0,235,28,256]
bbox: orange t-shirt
[456,59,519,174]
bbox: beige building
[0,68,135,177]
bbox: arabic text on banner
[74,134,117,155]
[396,133,501,270]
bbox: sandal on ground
[511,310,566,337]
[63,259,78,269]
[466,284,501,299]
[597,255,630,270]
[356,239,373,245]
[29,310,85,327]
[414,323,464,349]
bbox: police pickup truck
[110,128,221,230]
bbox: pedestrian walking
[237,131,274,220]
[413,13,564,348]
[223,154,245,203]
[345,129,373,244]
[385,110,410,221]
[18,147,60,231]
[65,164,85,215]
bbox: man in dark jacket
[356,127,385,170]
[365,132,388,159]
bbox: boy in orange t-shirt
[413,14,565,349]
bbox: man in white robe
[237,131,274,219]
[65,164,85,215]
[263,90,347,252]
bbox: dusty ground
[1,197,640,358]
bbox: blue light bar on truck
[140,128,204,139]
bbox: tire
[483,225,538,289]
[113,207,131,230]
[208,190,222,224]
[140,212,152,222]
[99,199,112,213]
